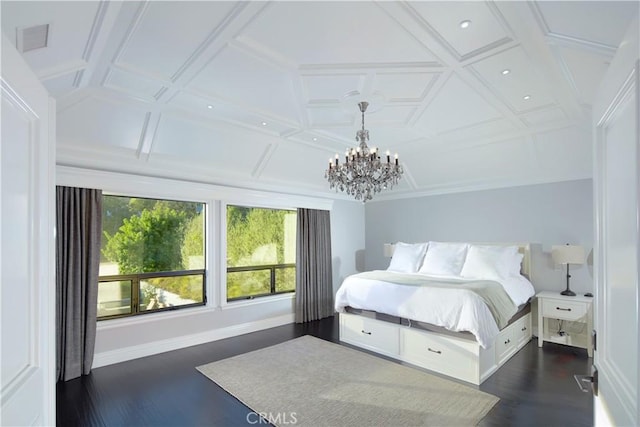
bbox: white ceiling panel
[220,111,296,137]
[323,124,427,150]
[237,2,440,65]
[287,132,346,153]
[260,142,336,189]
[104,68,165,101]
[57,97,146,151]
[437,118,518,143]
[521,106,567,127]
[373,72,440,102]
[302,74,367,103]
[363,126,425,149]
[469,46,556,112]
[189,44,299,123]
[166,91,217,115]
[169,91,299,138]
[308,108,355,127]
[536,1,638,47]
[365,106,417,126]
[42,73,76,98]
[414,74,502,134]
[408,1,512,59]
[152,115,266,173]
[115,2,238,80]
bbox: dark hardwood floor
[57,316,593,426]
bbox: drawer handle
[427,347,442,354]
[504,339,511,345]
[556,307,572,311]
[521,326,527,331]
[361,330,372,335]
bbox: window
[98,195,206,319]
[226,205,296,301]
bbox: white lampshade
[383,243,395,258]
[551,245,585,265]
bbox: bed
[335,242,536,385]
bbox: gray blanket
[352,271,517,329]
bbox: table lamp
[383,243,395,258]
[551,244,585,296]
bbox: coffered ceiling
[2,1,638,200]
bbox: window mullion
[132,277,140,314]
[270,266,276,294]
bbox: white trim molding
[56,165,334,211]
[92,313,295,368]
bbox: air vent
[17,24,50,53]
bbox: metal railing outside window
[227,263,295,301]
[97,269,206,320]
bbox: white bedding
[334,272,535,349]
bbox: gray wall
[365,179,594,294]
[331,199,366,294]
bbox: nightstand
[536,291,593,357]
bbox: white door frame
[0,35,56,425]
[592,13,639,427]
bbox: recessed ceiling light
[313,137,318,141]
[207,105,213,109]
[501,69,510,75]
[523,95,531,100]
[460,20,471,29]
[261,122,267,126]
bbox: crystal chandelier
[325,101,403,202]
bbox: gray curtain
[295,208,333,323]
[56,186,102,381]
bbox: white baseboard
[92,314,295,368]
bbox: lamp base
[562,265,576,296]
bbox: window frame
[221,201,297,306]
[97,193,209,321]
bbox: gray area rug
[197,335,498,426]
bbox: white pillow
[501,275,535,306]
[460,245,519,280]
[510,252,524,276]
[387,242,428,273]
[418,242,468,276]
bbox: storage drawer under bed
[340,312,400,356]
[400,326,481,384]
[339,311,531,385]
